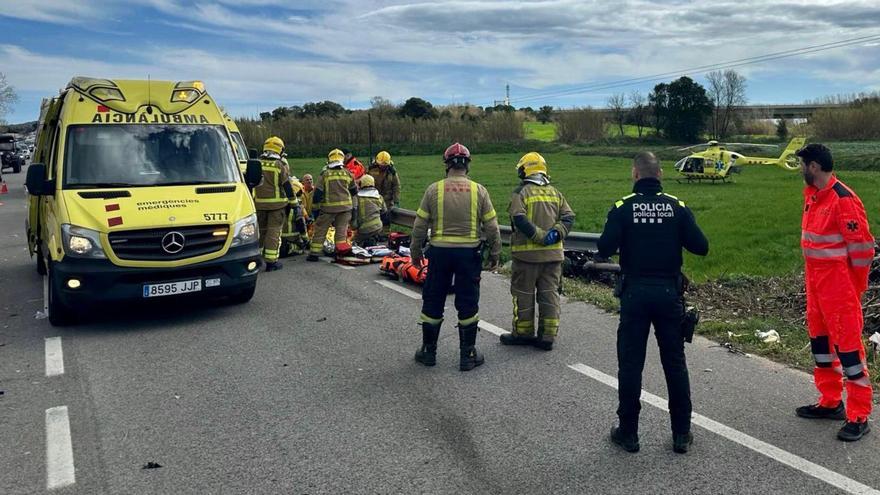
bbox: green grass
[606,124,647,138]
[523,121,556,142]
[287,151,880,282]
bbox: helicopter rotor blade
[722,142,779,148]
[678,144,709,151]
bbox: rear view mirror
[248,148,259,159]
[245,159,263,189]
[25,163,53,196]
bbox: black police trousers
[617,279,691,435]
[421,247,482,324]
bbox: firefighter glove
[543,228,561,245]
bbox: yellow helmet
[358,174,375,188]
[263,136,284,154]
[375,150,392,166]
[328,148,345,163]
[516,151,548,176]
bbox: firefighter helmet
[375,150,393,166]
[263,136,284,154]
[443,142,471,169]
[516,152,548,177]
[328,148,345,163]
[358,174,375,188]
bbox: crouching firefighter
[308,148,358,261]
[502,152,575,351]
[255,136,294,271]
[411,142,502,371]
[352,174,389,247]
[280,176,309,257]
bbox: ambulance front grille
[108,225,228,261]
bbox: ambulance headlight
[61,225,107,258]
[231,214,258,246]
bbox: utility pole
[505,84,510,107]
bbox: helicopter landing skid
[676,176,733,184]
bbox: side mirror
[25,163,53,196]
[245,159,263,189]
[248,148,259,159]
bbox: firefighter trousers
[511,259,562,341]
[257,208,285,263]
[617,279,690,435]
[420,247,482,328]
[310,210,352,255]
[806,263,872,422]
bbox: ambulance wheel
[47,264,76,326]
[228,283,256,305]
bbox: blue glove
[543,229,560,245]
[311,209,319,221]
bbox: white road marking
[45,406,76,490]
[478,321,509,336]
[375,280,421,300]
[567,363,880,495]
[335,264,356,270]
[45,337,64,377]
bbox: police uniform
[411,153,502,371]
[309,152,358,259]
[598,176,708,441]
[352,184,389,247]
[254,150,294,268]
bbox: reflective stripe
[802,231,844,243]
[416,208,430,219]
[420,313,443,325]
[813,353,835,363]
[511,242,563,252]
[847,242,875,252]
[459,314,479,326]
[851,376,872,387]
[615,193,636,208]
[844,363,865,377]
[482,209,496,222]
[852,258,873,267]
[524,195,561,204]
[436,180,445,237]
[803,247,847,258]
[470,182,478,239]
[433,235,483,244]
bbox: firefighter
[502,152,575,351]
[598,152,709,454]
[280,176,309,257]
[352,174,389,247]
[795,143,875,442]
[342,148,366,181]
[368,151,401,208]
[254,136,294,271]
[411,142,502,371]
[308,148,358,261]
[300,173,314,214]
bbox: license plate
[143,279,202,298]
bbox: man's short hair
[795,143,833,172]
[633,151,661,178]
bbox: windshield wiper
[157,181,230,186]
[67,182,135,189]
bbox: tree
[271,106,291,121]
[606,93,627,137]
[706,69,747,139]
[0,72,19,125]
[776,118,789,140]
[370,96,397,117]
[628,90,648,138]
[400,97,436,119]
[259,111,272,121]
[302,100,345,118]
[537,105,554,124]
[649,76,712,142]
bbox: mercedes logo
[161,231,186,254]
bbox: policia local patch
[632,202,675,224]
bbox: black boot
[500,332,535,346]
[459,322,485,371]
[838,420,871,442]
[610,426,640,453]
[796,402,846,420]
[415,321,441,367]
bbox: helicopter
[673,137,806,183]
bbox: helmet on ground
[263,136,284,154]
[328,148,345,163]
[375,151,392,166]
[443,142,471,168]
[516,152,548,177]
[359,174,375,188]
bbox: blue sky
[1,0,879,124]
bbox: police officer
[411,142,502,371]
[254,136,294,271]
[352,174,389,247]
[502,152,575,351]
[598,152,709,454]
[308,148,358,261]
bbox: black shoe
[610,426,639,453]
[499,333,535,346]
[838,420,871,442]
[459,322,485,371]
[306,254,320,262]
[796,402,846,420]
[531,339,554,351]
[673,432,693,454]
[415,321,441,367]
[265,261,283,272]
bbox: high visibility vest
[320,167,354,211]
[254,158,288,209]
[511,184,564,253]
[356,195,385,234]
[416,178,496,245]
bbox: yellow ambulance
[26,77,264,325]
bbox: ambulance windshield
[63,125,239,188]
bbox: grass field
[523,121,556,141]
[287,151,880,282]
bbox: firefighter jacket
[598,177,708,277]
[368,164,401,206]
[254,154,293,211]
[344,157,366,180]
[313,162,357,213]
[508,175,576,263]
[802,175,874,294]
[353,188,388,235]
[411,171,502,260]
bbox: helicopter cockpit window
[679,157,704,173]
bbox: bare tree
[0,72,19,125]
[628,90,647,138]
[606,92,627,137]
[369,96,397,118]
[706,69,747,139]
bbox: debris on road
[142,462,162,470]
[316,317,327,322]
[34,310,47,320]
[755,329,781,343]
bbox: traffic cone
[0,182,8,194]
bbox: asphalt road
[1,167,879,494]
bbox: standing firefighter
[598,152,709,454]
[254,136,294,271]
[352,174,389,246]
[411,143,502,371]
[368,151,401,208]
[308,148,358,261]
[502,152,575,351]
[795,143,875,442]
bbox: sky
[1,0,879,123]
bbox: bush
[555,108,605,144]
[811,103,880,140]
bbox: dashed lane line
[45,406,76,490]
[477,321,508,336]
[567,363,880,495]
[45,337,64,377]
